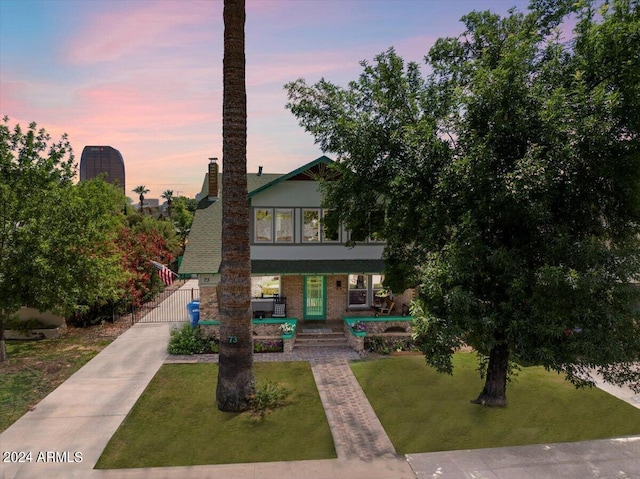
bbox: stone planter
[6,307,67,340]
[5,323,67,340]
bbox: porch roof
[251,259,385,275]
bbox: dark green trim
[251,259,385,275]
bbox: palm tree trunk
[216,0,254,412]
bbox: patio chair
[374,296,395,316]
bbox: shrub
[253,339,283,353]
[167,324,217,355]
[365,336,391,354]
[249,380,291,419]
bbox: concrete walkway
[2,281,640,478]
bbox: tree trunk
[216,0,254,413]
[0,316,6,363]
[471,342,509,407]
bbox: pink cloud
[66,0,219,64]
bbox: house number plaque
[228,336,238,344]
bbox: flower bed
[188,318,297,353]
[343,316,414,353]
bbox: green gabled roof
[179,171,281,275]
[248,155,334,198]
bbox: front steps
[295,320,350,349]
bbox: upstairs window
[322,210,340,242]
[303,209,320,242]
[255,209,273,242]
[275,209,293,242]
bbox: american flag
[150,260,176,286]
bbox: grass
[351,353,640,454]
[0,327,117,432]
[95,361,336,468]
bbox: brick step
[297,331,345,338]
[295,333,349,348]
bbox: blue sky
[1,0,531,199]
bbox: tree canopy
[0,118,182,357]
[0,118,127,360]
[286,0,640,405]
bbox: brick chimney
[208,157,219,200]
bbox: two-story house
[179,156,414,324]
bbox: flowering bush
[352,321,367,332]
[279,322,295,334]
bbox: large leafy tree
[286,0,640,406]
[0,118,126,361]
[217,0,255,412]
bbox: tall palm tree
[217,0,254,412]
[132,185,149,212]
[161,189,174,217]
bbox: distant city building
[79,146,125,193]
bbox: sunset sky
[1,0,530,200]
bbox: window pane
[372,274,388,298]
[275,209,293,242]
[369,210,385,242]
[349,218,367,242]
[322,210,340,242]
[251,276,280,297]
[348,274,367,306]
[255,209,273,242]
[303,209,320,242]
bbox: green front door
[304,276,326,320]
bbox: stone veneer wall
[359,320,413,334]
[199,320,296,353]
[344,317,414,353]
[198,284,219,321]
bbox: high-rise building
[79,146,125,193]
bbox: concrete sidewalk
[0,322,173,479]
[2,283,640,478]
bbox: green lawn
[95,361,336,468]
[351,353,640,453]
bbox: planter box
[5,324,67,340]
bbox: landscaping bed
[168,319,297,355]
[344,316,415,353]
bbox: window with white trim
[254,208,273,242]
[321,209,340,242]
[275,208,293,242]
[251,275,281,298]
[302,208,320,242]
[348,274,368,307]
